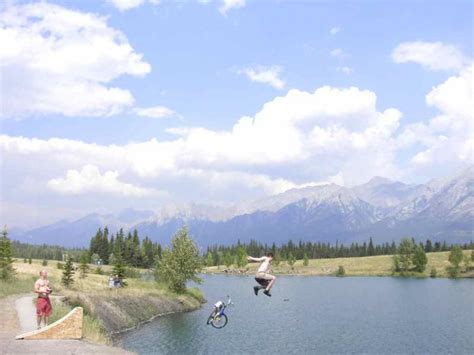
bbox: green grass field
[205,250,474,278]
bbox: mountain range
[10,167,473,248]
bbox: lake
[116,275,474,354]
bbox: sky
[0,0,473,228]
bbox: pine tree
[142,236,154,268]
[303,253,309,266]
[425,239,433,252]
[62,255,75,288]
[368,237,375,256]
[0,226,15,280]
[78,252,90,279]
[112,253,126,280]
[42,259,48,266]
[28,257,32,264]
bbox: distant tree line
[204,237,474,266]
[88,227,162,269]
[11,241,83,261]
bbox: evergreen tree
[112,253,126,280]
[430,267,437,278]
[447,245,463,278]
[62,255,75,288]
[303,253,309,267]
[425,239,433,252]
[412,245,428,272]
[287,252,296,270]
[0,226,15,280]
[155,227,202,293]
[142,236,155,268]
[368,237,375,256]
[42,259,48,266]
[28,257,32,264]
[100,227,109,264]
[78,252,90,279]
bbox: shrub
[124,267,140,279]
[57,262,64,270]
[430,267,437,278]
[95,266,103,275]
[287,252,296,270]
[303,253,309,267]
[336,265,346,277]
[42,259,48,266]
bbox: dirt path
[15,296,37,333]
[0,295,134,354]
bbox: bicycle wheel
[206,311,216,325]
[210,313,228,329]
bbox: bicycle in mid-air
[206,295,233,329]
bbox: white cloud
[219,0,246,15]
[337,66,353,74]
[107,0,145,11]
[397,64,473,171]
[330,26,341,35]
[0,85,402,190]
[47,165,163,197]
[330,48,345,58]
[0,2,151,118]
[392,41,469,71]
[239,65,285,89]
[134,106,175,119]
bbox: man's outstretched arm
[247,256,265,262]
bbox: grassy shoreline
[0,260,204,345]
[204,250,474,278]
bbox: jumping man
[247,252,276,297]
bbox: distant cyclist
[247,252,276,297]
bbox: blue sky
[0,0,472,227]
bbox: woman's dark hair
[266,252,274,258]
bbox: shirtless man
[34,270,53,329]
[247,252,276,297]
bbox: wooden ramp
[16,307,83,340]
